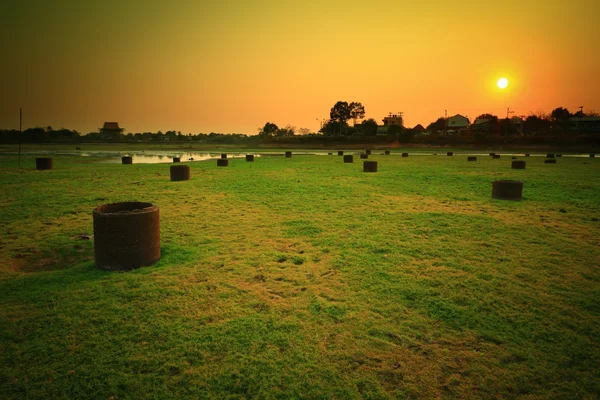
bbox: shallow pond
[0,149,594,163]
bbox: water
[0,149,594,163]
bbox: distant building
[99,122,124,137]
[446,114,469,134]
[412,124,427,133]
[567,116,600,132]
[382,112,404,127]
[472,118,492,126]
[509,116,523,135]
[471,118,496,134]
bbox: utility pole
[444,109,447,135]
[18,108,22,168]
[579,106,583,134]
[505,107,514,136]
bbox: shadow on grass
[1,243,198,303]
[11,239,95,273]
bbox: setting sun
[497,77,509,89]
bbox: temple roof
[102,122,121,130]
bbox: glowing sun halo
[497,77,509,89]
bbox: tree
[298,127,311,135]
[387,124,403,136]
[586,110,600,117]
[276,125,295,137]
[471,114,499,135]
[523,114,551,135]
[349,102,366,126]
[359,118,378,136]
[398,128,415,143]
[427,117,446,134]
[321,120,346,136]
[259,122,279,137]
[550,107,571,123]
[330,101,351,123]
[474,113,499,122]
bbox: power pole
[579,106,583,134]
[505,107,514,136]
[18,108,22,168]
[444,109,447,135]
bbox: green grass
[0,152,599,399]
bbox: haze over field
[1,0,599,134]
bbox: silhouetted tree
[427,117,446,134]
[387,125,403,136]
[330,101,351,124]
[398,128,415,143]
[276,125,295,137]
[359,118,378,136]
[349,102,366,126]
[550,107,571,122]
[474,114,499,122]
[321,120,346,136]
[259,122,279,137]
[524,114,551,135]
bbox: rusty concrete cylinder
[246,154,254,162]
[35,157,53,170]
[385,150,390,155]
[546,153,555,158]
[512,160,526,169]
[447,152,453,156]
[493,154,500,159]
[122,156,133,164]
[468,156,477,161]
[173,157,180,163]
[93,202,160,270]
[217,159,229,167]
[285,151,292,158]
[343,155,353,163]
[360,154,368,159]
[545,159,556,164]
[492,180,523,201]
[363,160,378,172]
[338,151,344,156]
[221,153,227,159]
[402,153,408,157]
[170,165,190,181]
[366,149,371,155]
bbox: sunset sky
[1,0,599,134]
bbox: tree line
[425,107,599,136]
[1,104,598,145]
[0,127,255,144]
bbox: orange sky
[1,0,599,134]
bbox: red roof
[103,122,120,130]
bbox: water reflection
[101,152,255,164]
[0,149,595,163]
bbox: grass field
[1,150,599,399]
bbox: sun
[497,77,509,89]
